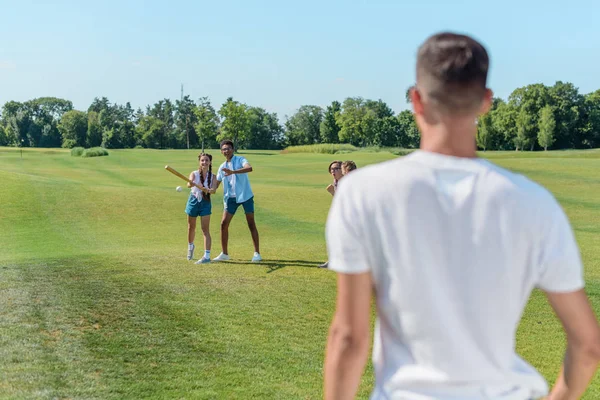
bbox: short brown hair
[416,32,489,114]
[328,160,342,173]
[342,161,357,172]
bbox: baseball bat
[165,165,204,190]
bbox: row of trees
[0,96,284,150]
[1,81,599,151]
[476,82,600,151]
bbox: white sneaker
[195,256,211,264]
[187,244,195,260]
[251,252,262,262]
[212,252,231,262]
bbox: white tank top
[190,170,210,201]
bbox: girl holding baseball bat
[185,153,218,264]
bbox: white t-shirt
[326,150,584,400]
[225,160,236,198]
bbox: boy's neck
[419,117,478,158]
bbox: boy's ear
[479,88,493,115]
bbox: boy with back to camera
[324,32,600,400]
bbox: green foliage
[2,101,32,146]
[365,99,395,119]
[282,143,357,154]
[284,105,323,146]
[2,81,600,152]
[336,97,367,146]
[88,97,111,114]
[193,97,219,150]
[141,99,175,149]
[281,144,411,155]
[538,105,557,151]
[246,107,284,150]
[320,101,341,143]
[82,147,109,157]
[490,100,517,150]
[581,90,600,148]
[137,116,166,149]
[70,147,85,156]
[396,110,420,148]
[376,116,402,147]
[86,111,102,148]
[58,110,88,148]
[516,107,535,151]
[477,112,496,151]
[335,98,400,147]
[0,124,7,146]
[548,81,584,149]
[388,148,414,156]
[175,95,199,149]
[218,97,251,149]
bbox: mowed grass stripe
[0,254,374,399]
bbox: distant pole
[20,139,24,159]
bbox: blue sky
[1,0,598,120]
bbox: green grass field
[1,146,599,399]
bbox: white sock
[204,250,210,258]
[188,243,194,250]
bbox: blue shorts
[185,194,212,217]
[225,196,255,215]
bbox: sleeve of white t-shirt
[216,165,224,182]
[536,197,585,292]
[325,179,371,274]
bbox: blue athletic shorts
[225,196,255,215]
[185,194,212,217]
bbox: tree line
[1,81,599,151]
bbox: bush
[282,144,358,154]
[70,147,85,157]
[282,144,413,156]
[356,147,414,156]
[389,149,413,156]
[82,147,109,157]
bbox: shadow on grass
[221,259,323,273]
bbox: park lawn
[0,147,599,399]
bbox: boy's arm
[223,158,253,175]
[324,272,372,400]
[545,290,600,400]
[240,161,253,173]
[227,164,252,174]
[536,197,600,399]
